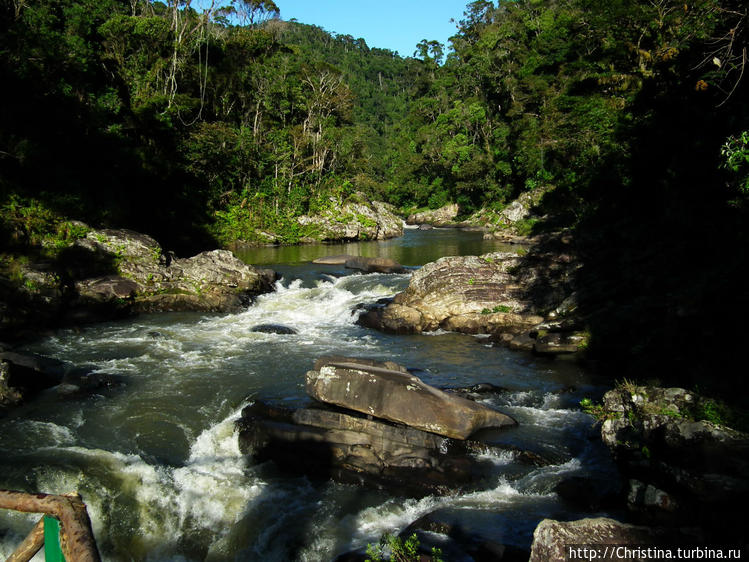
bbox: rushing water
[0,228,618,561]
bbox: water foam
[172,408,263,531]
[24,274,404,377]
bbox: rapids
[0,229,618,560]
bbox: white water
[1,236,616,560]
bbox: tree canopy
[1,0,748,382]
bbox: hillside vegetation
[1,0,748,388]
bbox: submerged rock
[0,351,126,407]
[312,255,407,274]
[312,254,353,265]
[306,357,517,439]
[0,351,65,403]
[250,324,298,335]
[343,256,406,274]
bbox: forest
[1,0,748,388]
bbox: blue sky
[274,0,470,58]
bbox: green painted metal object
[43,515,66,562]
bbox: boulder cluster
[358,234,588,358]
[73,229,277,314]
[296,193,403,242]
[1,228,277,338]
[237,356,520,496]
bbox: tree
[231,0,279,26]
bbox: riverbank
[0,228,278,343]
[2,223,746,560]
[0,228,613,560]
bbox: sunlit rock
[306,357,517,439]
[406,203,459,227]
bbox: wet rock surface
[597,385,749,535]
[250,323,298,335]
[0,350,126,409]
[237,356,523,496]
[356,233,589,360]
[307,358,516,439]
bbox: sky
[274,0,470,58]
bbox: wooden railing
[0,490,100,562]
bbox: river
[0,228,618,561]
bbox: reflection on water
[234,227,518,267]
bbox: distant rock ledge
[233,192,404,246]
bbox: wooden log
[6,516,44,562]
[0,489,100,562]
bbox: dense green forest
[1,0,748,385]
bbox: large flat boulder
[357,253,543,335]
[356,237,587,360]
[306,358,517,439]
[237,400,535,497]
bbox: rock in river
[73,229,276,314]
[237,356,525,496]
[596,384,749,536]
[529,517,674,562]
[357,253,543,336]
[237,401,488,496]
[312,255,406,274]
[250,324,298,335]
[343,256,406,274]
[306,357,517,439]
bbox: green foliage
[513,218,539,236]
[579,397,620,424]
[481,305,512,314]
[365,533,443,562]
[1,195,89,251]
[721,131,749,194]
